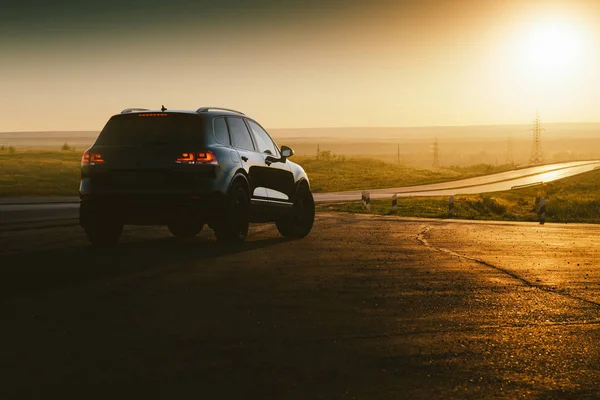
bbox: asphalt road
[317,160,600,201]
[1,213,599,398]
[1,160,599,226]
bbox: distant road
[314,160,600,201]
[1,160,599,226]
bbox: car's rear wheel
[276,185,315,238]
[167,221,204,238]
[83,217,123,246]
[213,182,249,244]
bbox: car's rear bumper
[79,193,227,225]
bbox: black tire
[83,218,123,246]
[276,185,315,238]
[167,221,204,238]
[213,182,250,244]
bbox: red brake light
[81,151,104,165]
[81,151,90,165]
[175,151,219,166]
[196,151,219,165]
[175,153,196,164]
[139,113,167,117]
[91,153,104,164]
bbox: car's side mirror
[280,145,294,158]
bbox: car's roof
[114,108,250,119]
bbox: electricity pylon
[529,112,545,165]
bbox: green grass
[2,149,598,223]
[296,156,514,193]
[0,150,515,198]
[2,148,597,225]
[318,168,600,224]
[0,150,81,197]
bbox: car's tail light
[91,153,104,164]
[175,151,219,166]
[175,153,196,164]
[81,151,104,166]
[196,151,219,165]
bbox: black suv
[79,106,314,245]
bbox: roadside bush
[546,199,600,222]
[62,142,73,151]
[465,196,506,216]
[8,146,16,154]
[483,196,506,214]
[316,150,346,162]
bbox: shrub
[8,146,16,154]
[482,196,506,214]
[316,150,347,163]
[465,196,506,216]
[62,142,72,151]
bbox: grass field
[0,150,81,197]
[318,168,600,224]
[0,149,514,197]
[295,156,514,192]
[1,148,598,223]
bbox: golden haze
[1,0,599,131]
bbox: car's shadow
[0,233,289,300]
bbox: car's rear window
[95,113,204,145]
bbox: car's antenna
[161,105,167,112]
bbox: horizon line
[2,120,600,134]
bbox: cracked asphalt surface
[1,213,599,399]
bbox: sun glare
[522,20,586,77]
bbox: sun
[521,20,586,77]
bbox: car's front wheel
[276,185,315,238]
[213,182,250,244]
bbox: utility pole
[506,136,514,165]
[529,112,545,165]
[432,138,440,169]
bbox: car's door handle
[241,156,248,162]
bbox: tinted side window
[247,120,278,155]
[226,117,254,151]
[213,117,230,145]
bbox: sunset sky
[2,0,600,131]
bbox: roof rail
[196,107,245,115]
[121,108,150,114]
